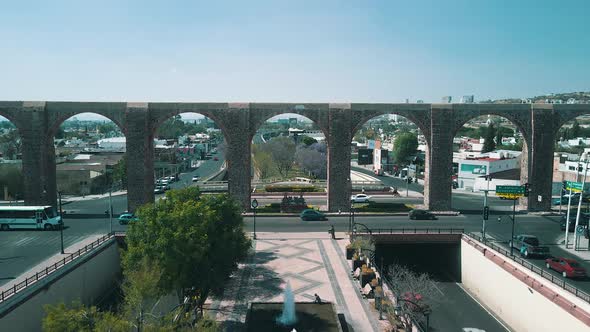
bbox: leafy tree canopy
[123,187,251,312]
[393,132,418,165]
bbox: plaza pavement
[209,232,390,331]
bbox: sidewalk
[556,234,590,261]
[61,190,127,204]
[208,232,388,331]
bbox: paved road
[352,165,515,212]
[0,154,226,286]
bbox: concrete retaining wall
[0,240,121,332]
[461,237,590,332]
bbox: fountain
[276,282,297,326]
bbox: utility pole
[574,158,589,250]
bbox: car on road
[213,157,219,161]
[154,186,165,194]
[192,175,200,182]
[560,213,589,232]
[545,257,587,278]
[408,209,437,220]
[300,209,327,221]
[509,234,550,258]
[350,194,371,203]
[118,213,138,225]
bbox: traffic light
[483,206,489,220]
[584,227,589,240]
[523,183,530,197]
[563,181,568,191]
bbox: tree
[252,146,275,180]
[112,156,127,189]
[482,123,496,153]
[393,132,418,165]
[301,135,317,146]
[295,146,326,179]
[264,136,296,178]
[123,187,251,318]
[572,120,581,139]
[384,264,440,332]
[495,128,503,147]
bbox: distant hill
[484,91,590,104]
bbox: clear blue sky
[0,0,588,104]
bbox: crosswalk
[0,234,95,248]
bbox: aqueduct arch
[0,101,586,212]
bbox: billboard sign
[358,149,373,165]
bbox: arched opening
[352,114,426,211]
[553,115,590,215]
[152,113,226,197]
[0,116,23,202]
[54,113,127,227]
[250,113,327,212]
[451,115,527,212]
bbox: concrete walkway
[209,232,388,331]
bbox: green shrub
[264,184,317,192]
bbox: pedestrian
[314,293,322,304]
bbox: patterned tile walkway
[210,232,384,331]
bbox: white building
[460,95,474,103]
[456,150,521,190]
[97,137,126,152]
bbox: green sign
[496,185,525,199]
[566,181,583,192]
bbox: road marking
[455,282,511,332]
[14,237,36,246]
[431,281,445,296]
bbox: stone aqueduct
[1,101,589,213]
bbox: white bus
[0,206,62,231]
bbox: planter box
[346,247,355,260]
[360,271,376,288]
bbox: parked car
[560,214,590,232]
[118,213,138,225]
[545,257,587,278]
[351,194,371,203]
[154,186,165,194]
[300,209,327,221]
[509,234,550,258]
[408,209,437,220]
[192,175,200,182]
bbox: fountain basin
[246,302,343,332]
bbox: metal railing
[0,232,119,304]
[464,232,590,304]
[356,228,465,235]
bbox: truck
[509,234,550,258]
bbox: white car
[192,176,200,182]
[351,194,371,203]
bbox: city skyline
[0,1,588,105]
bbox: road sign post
[496,185,526,256]
[564,181,583,249]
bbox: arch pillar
[125,104,154,212]
[223,108,251,210]
[327,106,352,212]
[19,102,57,206]
[425,105,453,211]
[526,105,555,211]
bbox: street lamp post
[251,199,258,240]
[108,186,113,234]
[498,196,517,256]
[57,191,64,254]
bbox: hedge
[264,184,317,192]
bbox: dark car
[300,209,327,221]
[118,213,138,225]
[409,209,437,220]
[560,214,590,232]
